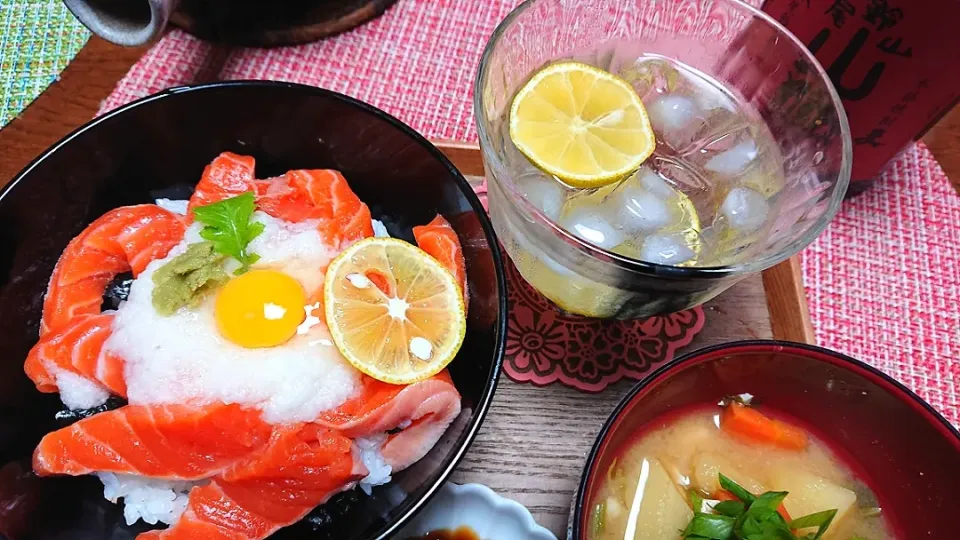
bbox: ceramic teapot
[63,0,397,47]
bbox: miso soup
[589,398,894,539]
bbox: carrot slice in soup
[720,401,808,451]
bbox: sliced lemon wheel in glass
[324,237,466,385]
[509,61,656,188]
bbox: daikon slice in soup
[588,398,895,540]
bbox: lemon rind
[509,61,656,188]
[323,237,467,385]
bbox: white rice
[355,435,393,495]
[98,439,395,526]
[154,198,189,215]
[48,363,109,410]
[97,472,199,526]
[371,218,390,238]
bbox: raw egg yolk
[215,269,307,348]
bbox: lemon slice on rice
[324,237,466,385]
[509,61,656,188]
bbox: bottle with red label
[758,0,960,194]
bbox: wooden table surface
[0,37,956,538]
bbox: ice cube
[613,182,675,235]
[640,234,695,265]
[647,95,698,134]
[518,173,567,220]
[558,207,625,250]
[622,58,682,97]
[637,167,678,199]
[720,187,769,232]
[705,140,758,175]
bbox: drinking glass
[475,0,851,319]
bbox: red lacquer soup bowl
[571,340,960,539]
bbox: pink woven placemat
[97,0,960,425]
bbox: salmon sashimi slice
[186,152,258,219]
[413,214,469,310]
[218,426,364,524]
[257,169,374,250]
[41,205,186,336]
[186,153,373,250]
[25,313,126,395]
[33,403,273,480]
[315,371,462,471]
[137,427,363,540]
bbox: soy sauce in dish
[408,526,480,540]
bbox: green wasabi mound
[152,241,229,315]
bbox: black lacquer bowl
[571,341,960,539]
[0,82,506,540]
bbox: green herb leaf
[682,513,736,539]
[193,192,264,275]
[719,474,756,503]
[789,509,837,539]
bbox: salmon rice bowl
[24,152,470,539]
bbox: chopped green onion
[713,500,744,517]
[751,491,789,512]
[718,474,756,503]
[681,473,840,540]
[690,490,704,513]
[789,509,837,539]
[860,506,882,518]
[682,513,736,539]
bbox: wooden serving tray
[0,37,815,538]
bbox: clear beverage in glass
[475,0,852,319]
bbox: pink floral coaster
[472,181,706,392]
[501,259,705,392]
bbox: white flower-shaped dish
[396,482,557,540]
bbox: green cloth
[0,1,89,127]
